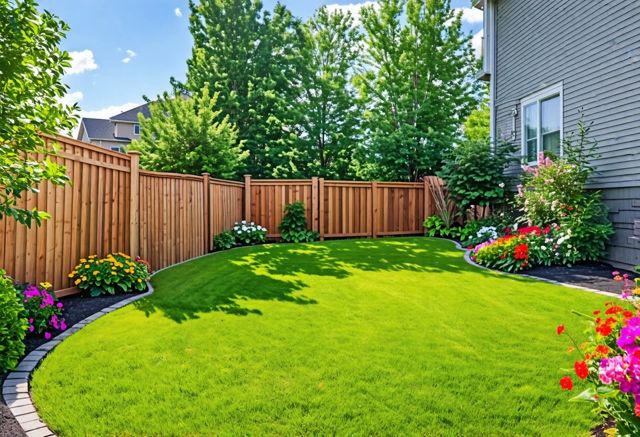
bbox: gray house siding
[493,0,640,269]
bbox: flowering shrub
[472,235,530,272]
[69,253,149,297]
[556,272,640,435]
[0,270,27,372]
[20,282,66,339]
[233,221,267,245]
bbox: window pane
[524,103,537,141]
[541,95,560,135]
[526,138,537,162]
[542,131,561,156]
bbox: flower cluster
[69,253,150,297]
[233,221,267,246]
[472,235,530,272]
[20,282,66,340]
[557,272,640,434]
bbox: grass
[31,237,612,436]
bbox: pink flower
[60,320,67,331]
[44,332,52,340]
[618,317,640,353]
[23,285,40,299]
[28,325,34,333]
[57,302,63,309]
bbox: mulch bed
[525,261,636,295]
[0,291,143,437]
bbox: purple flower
[28,325,34,333]
[44,332,52,340]
[50,315,59,330]
[57,302,63,309]
[618,317,640,353]
[23,285,40,299]
[60,320,67,331]
[28,318,33,323]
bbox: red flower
[595,345,611,356]
[605,305,624,315]
[574,361,589,380]
[518,226,542,236]
[513,243,529,260]
[556,324,565,335]
[593,310,601,315]
[559,376,573,390]
[635,403,640,417]
[467,245,474,250]
[624,311,634,319]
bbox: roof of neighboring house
[80,118,130,142]
[109,103,151,123]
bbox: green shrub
[0,270,27,372]
[423,215,460,239]
[438,140,516,220]
[69,253,150,297]
[213,230,236,250]
[279,201,319,243]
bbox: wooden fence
[0,135,445,296]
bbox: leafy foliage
[69,253,150,297]
[355,0,478,181]
[423,215,460,239]
[213,230,236,250]
[279,201,319,243]
[463,98,490,142]
[438,140,516,219]
[179,0,307,178]
[0,0,76,226]
[298,6,363,179]
[0,269,27,372]
[130,86,246,178]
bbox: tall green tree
[356,0,478,181]
[298,6,363,179]
[129,86,246,179]
[177,0,307,178]
[0,0,76,226]
[463,98,490,142]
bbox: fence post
[202,173,210,252]
[244,174,252,222]
[371,181,378,238]
[128,151,141,258]
[423,176,431,235]
[311,177,319,233]
[318,178,324,240]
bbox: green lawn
[32,238,610,436]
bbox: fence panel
[247,179,315,238]
[139,171,207,272]
[374,182,426,236]
[209,178,244,240]
[0,135,132,294]
[321,181,373,238]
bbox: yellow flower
[111,272,117,276]
[112,266,117,271]
[88,255,96,259]
[40,281,52,290]
[634,287,640,296]
[80,258,87,263]
[93,271,100,276]
[84,264,90,268]
[137,279,142,283]
[68,272,75,278]
[75,279,81,285]
[82,276,87,281]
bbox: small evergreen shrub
[69,253,150,297]
[0,270,27,372]
[279,201,319,243]
[213,230,236,250]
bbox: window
[110,146,123,153]
[133,124,140,135]
[521,83,563,163]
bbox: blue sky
[40,0,482,122]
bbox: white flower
[498,182,505,188]
[541,246,547,251]
[241,220,247,224]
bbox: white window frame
[133,123,140,135]
[520,82,563,164]
[110,146,123,152]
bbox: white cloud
[174,7,182,17]
[471,29,483,59]
[121,49,137,64]
[456,7,483,24]
[325,1,380,26]
[80,102,141,120]
[66,50,98,75]
[59,91,84,106]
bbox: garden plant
[69,253,150,297]
[0,270,27,372]
[279,201,319,243]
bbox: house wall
[114,122,140,140]
[93,139,129,151]
[494,0,640,269]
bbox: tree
[463,98,490,142]
[356,0,478,181]
[177,0,307,178]
[129,86,246,179]
[298,6,363,179]
[0,0,76,226]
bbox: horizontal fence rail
[0,135,445,296]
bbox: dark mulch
[0,291,143,437]
[525,261,636,295]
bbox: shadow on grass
[134,237,506,323]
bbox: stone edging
[2,283,155,437]
[439,237,621,299]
